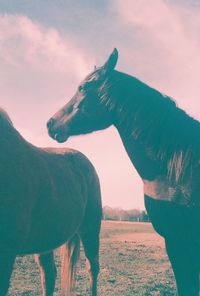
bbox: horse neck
[111,73,175,180]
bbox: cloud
[112,0,200,119]
[0,14,94,142]
[0,14,91,76]
[114,0,199,60]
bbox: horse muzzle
[47,119,69,143]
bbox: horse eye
[78,85,84,92]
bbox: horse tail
[60,234,80,296]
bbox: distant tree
[140,210,149,222]
[127,209,141,221]
[102,206,149,222]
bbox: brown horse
[0,108,102,296]
[48,49,200,296]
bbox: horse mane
[101,71,200,182]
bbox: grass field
[9,221,176,295]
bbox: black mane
[102,71,200,182]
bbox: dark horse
[0,108,102,296]
[48,49,200,296]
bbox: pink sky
[1,1,200,209]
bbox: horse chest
[143,177,192,205]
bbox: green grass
[9,221,176,295]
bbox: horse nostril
[47,118,55,129]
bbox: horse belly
[0,205,33,254]
[20,196,86,255]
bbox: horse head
[47,49,118,143]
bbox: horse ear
[102,48,118,74]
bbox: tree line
[102,206,149,222]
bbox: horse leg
[165,238,199,296]
[0,254,15,296]
[35,251,57,296]
[80,227,100,296]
